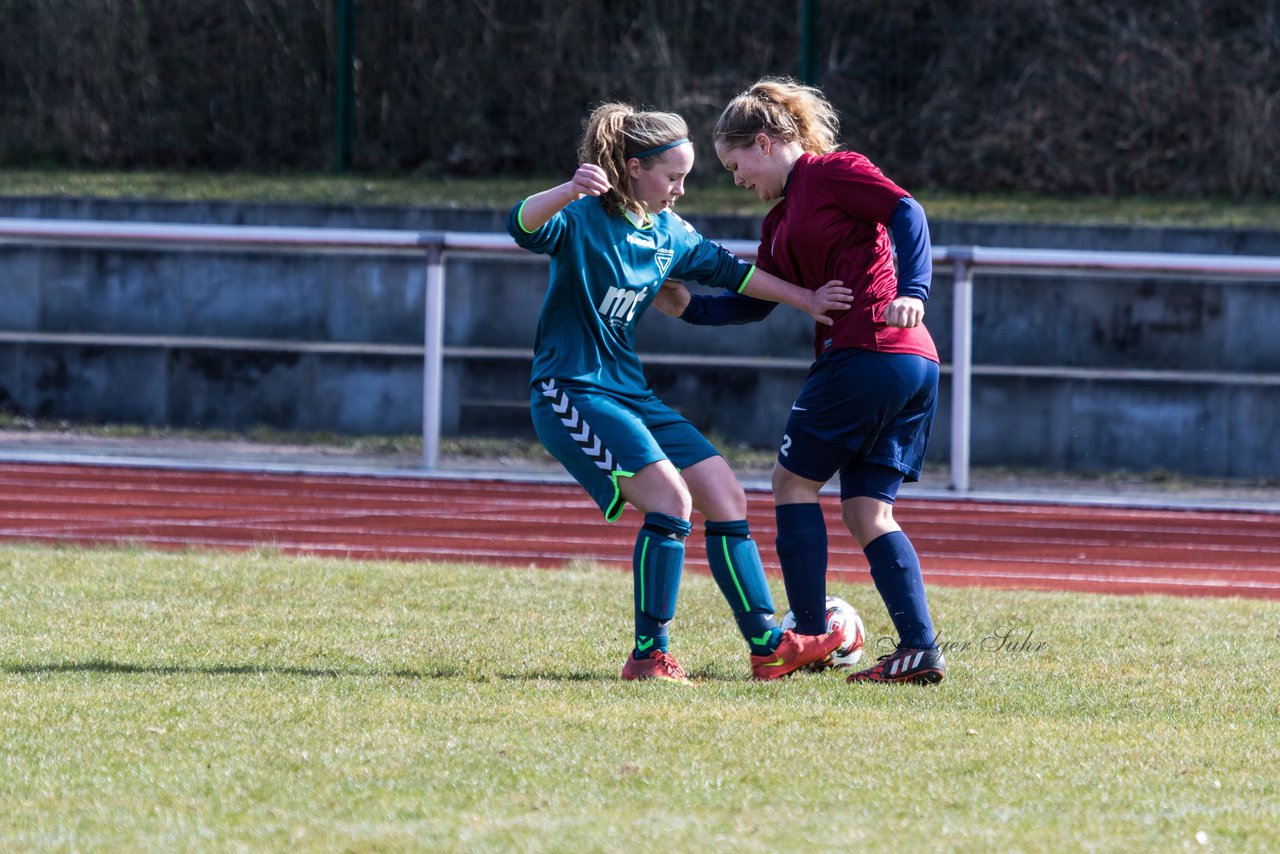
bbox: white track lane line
[3,472,1275,536]
[0,487,596,516]
[2,505,1277,569]
[3,520,1275,577]
[3,468,1276,519]
[878,566,1280,592]
[4,531,1276,594]
[3,506,1277,562]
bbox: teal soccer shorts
[530,379,719,521]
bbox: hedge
[1,0,1275,196]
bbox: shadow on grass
[1,659,616,681]
[3,659,437,680]
[501,668,747,683]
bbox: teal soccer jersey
[507,197,754,397]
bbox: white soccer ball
[780,595,866,670]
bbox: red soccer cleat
[750,626,845,680]
[621,650,689,682]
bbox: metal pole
[423,243,445,470]
[333,0,354,174]
[949,255,974,493]
[797,0,819,84]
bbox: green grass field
[4,167,1280,229]
[2,543,1278,852]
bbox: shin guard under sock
[864,530,936,649]
[773,503,829,635]
[704,519,779,655]
[632,512,690,657]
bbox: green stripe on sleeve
[735,264,758,294]
[516,198,537,234]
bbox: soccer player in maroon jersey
[657,78,946,684]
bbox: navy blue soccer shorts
[777,348,939,503]
[530,378,719,522]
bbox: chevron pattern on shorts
[539,379,617,472]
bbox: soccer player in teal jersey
[507,102,850,681]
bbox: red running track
[0,461,1278,599]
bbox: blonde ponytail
[578,103,689,216]
[713,77,839,155]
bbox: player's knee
[842,498,896,547]
[645,496,690,521]
[698,480,746,521]
[682,456,745,520]
[771,463,819,504]
[660,484,693,520]
[770,464,788,494]
[627,462,692,518]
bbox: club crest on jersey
[655,248,674,277]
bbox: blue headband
[629,138,690,159]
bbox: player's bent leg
[620,459,691,518]
[681,457,783,659]
[530,387,695,681]
[840,485,941,684]
[841,496,901,549]
[771,461,825,505]
[749,463,847,678]
[843,495,937,653]
[624,510,691,682]
[771,464,830,636]
[681,455,747,521]
[620,461,693,682]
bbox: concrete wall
[1,196,1278,477]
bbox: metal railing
[3,217,1280,492]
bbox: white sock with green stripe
[705,520,781,656]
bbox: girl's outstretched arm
[739,269,852,326]
[513,164,612,232]
[668,279,852,327]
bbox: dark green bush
[1,0,1275,196]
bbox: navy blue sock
[704,519,780,656]
[773,503,828,635]
[632,512,690,658]
[864,530,936,649]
